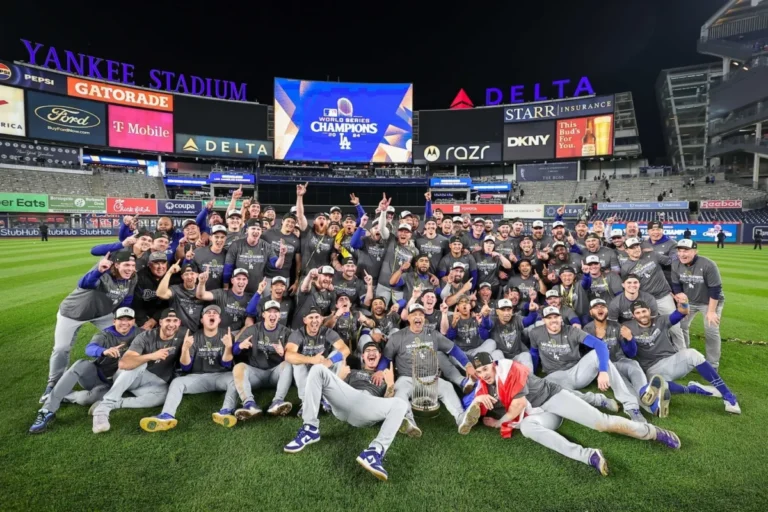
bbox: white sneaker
[399,417,423,438]
[687,381,722,398]
[724,399,741,415]
[92,415,110,434]
[88,401,103,416]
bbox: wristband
[328,351,343,364]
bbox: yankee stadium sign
[20,39,248,101]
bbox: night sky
[3,0,726,162]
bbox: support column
[755,121,762,189]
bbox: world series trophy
[411,340,440,418]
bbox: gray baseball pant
[161,372,235,417]
[438,340,499,387]
[680,300,724,367]
[394,375,464,426]
[44,359,109,413]
[644,348,706,381]
[93,363,168,417]
[227,362,293,406]
[509,351,534,371]
[657,294,685,351]
[48,312,114,386]
[302,365,408,454]
[519,390,657,465]
[612,358,648,394]
[293,362,341,401]
[544,351,640,410]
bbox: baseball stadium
[2,1,768,511]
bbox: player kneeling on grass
[461,352,681,477]
[212,301,294,427]
[92,309,184,434]
[31,308,138,434]
[284,342,408,482]
[140,305,235,432]
[624,297,741,416]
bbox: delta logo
[0,63,11,81]
[183,138,199,152]
[450,89,473,109]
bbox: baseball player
[538,289,581,327]
[440,262,472,306]
[192,224,228,290]
[41,249,138,403]
[480,298,538,370]
[672,239,725,367]
[374,303,479,435]
[284,307,351,409]
[156,260,205,333]
[548,241,583,278]
[438,236,478,289]
[196,267,252,331]
[213,300,294,426]
[224,210,244,250]
[139,305,235,432]
[30,308,139,434]
[550,266,592,325]
[462,353,680,476]
[608,273,659,323]
[224,219,284,294]
[572,233,620,273]
[378,213,420,305]
[624,299,741,416]
[292,266,335,329]
[132,252,170,331]
[508,259,546,304]
[245,276,293,327]
[350,210,390,285]
[402,288,441,331]
[474,236,513,296]
[334,257,374,308]
[414,214,448,275]
[390,253,440,304]
[262,211,302,295]
[91,228,153,272]
[641,220,677,283]
[528,306,646,422]
[91,308,184,433]
[283,342,410,481]
[584,254,623,303]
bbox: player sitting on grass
[461,352,681,476]
[284,342,409,482]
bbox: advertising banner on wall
[516,161,577,182]
[0,59,67,94]
[175,133,272,159]
[26,90,106,145]
[0,139,80,165]
[208,173,255,184]
[441,204,504,215]
[67,77,173,112]
[173,95,268,140]
[503,121,555,161]
[598,201,689,210]
[48,195,106,213]
[471,183,511,191]
[164,176,208,187]
[418,107,504,145]
[555,115,614,158]
[543,203,586,218]
[413,143,502,164]
[108,105,173,152]
[503,94,615,123]
[0,84,26,136]
[429,177,471,188]
[157,199,204,216]
[601,222,738,243]
[742,224,768,243]
[502,204,545,219]
[701,199,743,209]
[106,197,157,215]
[274,78,413,163]
[0,192,48,212]
[0,227,120,237]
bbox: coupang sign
[484,77,595,105]
[20,39,248,102]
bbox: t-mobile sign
[108,105,173,152]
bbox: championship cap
[330,206,342,213]
[408,303,426,313]
[624,237,641,248]
[558,266,576,275]
[115,307,135,319]
[590,298,607,308]
[246,218,262,228]
[483,235,495,242]
[449,235,464,245]
[397,223,412,232]
[585,255,600,265]
[112,250,135,264]
[532,220,544,228]
[478,282,492,289]
[135,227,151,238]
[623,273,640,282]
[542,306,561,317]
[471,351,493,369]
[289,206,297,213]
[416,253,431,261]
[343,213,356,222]
[335,291,350,301]
[647,221,663,229]
[320,265,335,276]
[181,261,199,273]
[306,306,323,316]
[182,219,197,228]
[552,241,567,249]
[226,210,242,218]
[159,308,178,320]
[677,239,697,249]
[152,231,170,240]
[149,251,167,262]
[342,257,356,266]
[552,221,565,228]
[386,206,396,213]
[202,304,221,315]
[452,216,463,222]
[451,261,467,270]
[361,341,381,353]
[631,300,650,312]
[284,211,298,220]
[314,211,328,219]
[232,268,249,278]
[497,299,513,309]
[271,276,288,285]
[586,233,601,240]
[211,224,227,234]
[264,205,275,212]
[456,294,471,304]
[610,229,624,238]
[545,289,560,298]
[575,219,588,226]
[473,217,485,224]
[400,210,412,219]
[264,300,281,312]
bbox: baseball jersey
[588,272,623,303]
[194,247,227,290]
[415,234,448,274]
[474,253,503,289]
[384,328,454,377]
[59,268,137,321]
[671,256,723,305]
[225,238,277,294]
[237,322,292,370]
[489,315,527,358]
[127,329,184,382]
[299,230,333,274]
[346,368,387,397]
[528,324,589,374]
[397,272,437,300]
[254,294,293,326]
[262,228,301,281]
[583,320,628,362]
[292,287,333,329]
[623,315,679,371]
[620,253,671,299]
[169,285,205,333]
[210,289,252,331]
[332,273,367,306]
[438,253,477,284]
[287,327,342,367]
[608,291,659,323]
[89,327,139,381]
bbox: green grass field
[1,238,767,511]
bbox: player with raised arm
[196,267,252,332]
[156,260,205,333]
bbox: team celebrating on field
[31,184,740,481]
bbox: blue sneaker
[589,449,609,476]
[284,424,320,453]
[641,375,667,407]
[687,381,720,397]
[212,408,237,428]
[39,385,53,404]
[598,396,620,413]
[29,409,55,434]
[235,401,262,421]
[654,427,681,449]
[267,400,293,416]
[321,399,332,414]
[356,446,388,481]
[460,377,475,395]
[297,403,304,417]
[139,412,177,433]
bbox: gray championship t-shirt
[254,294,293,326]
[450,316,484,351]
[583,320,628,362]
[299,230,333,275]
[415,235,448,274]
[211,289,252,331]
[588,272,623,303]
[346,368,387,397]
[332,273,368,307]
[225,238,276,294]
[623,315,679,371]
[438,253,477,285]
[671,256,723,306]
[237,322,292,370]
[379,239,420,291]
[608,291,659,323]
[127,329,184,382]
[528,324,589,374]
[188,328,231,373]
[194,247,227,290]
[489,315,527,359]
[169,285,205,333]
[620,252,671,299]
[90,328,139,380]
[292,287,333,329]
[59,268,137,321]
[383,328,454,377]
[474,253,503,289]
[524,373,564,408]
[262,228,301,281]
[287,327,342,367]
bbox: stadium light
[742,66,749,71]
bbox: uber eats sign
[0,192,48,212]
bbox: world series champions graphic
[274,78,413,163]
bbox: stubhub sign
[158,199,203,216]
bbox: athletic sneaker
[625,409,647,424]
[39,385,53,404]
[267,400,293,416]
[92,414,110,434]
[399,417,423,438]
[284,424,320,453]
[88,400,102,416]
[458,402,481,435]
[139,413,178,433]
[723,394,741,414]
[321,399,333,414]
[654,427,681,449]
[235,401,263,421]
[589,449,609,476]
[658,386,672,418]
[212,409,237,428]
[688,381,721,397]
[460,377,475,395]
[356,446,388,481]
[29,409,55,434]
[599,396,620,413]
[641,374,667,407]
[297,404,304,417]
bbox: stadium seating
[590,210,690,222]
[99,171,167,199]
[514,181,579,204]
[699,208,768,223]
